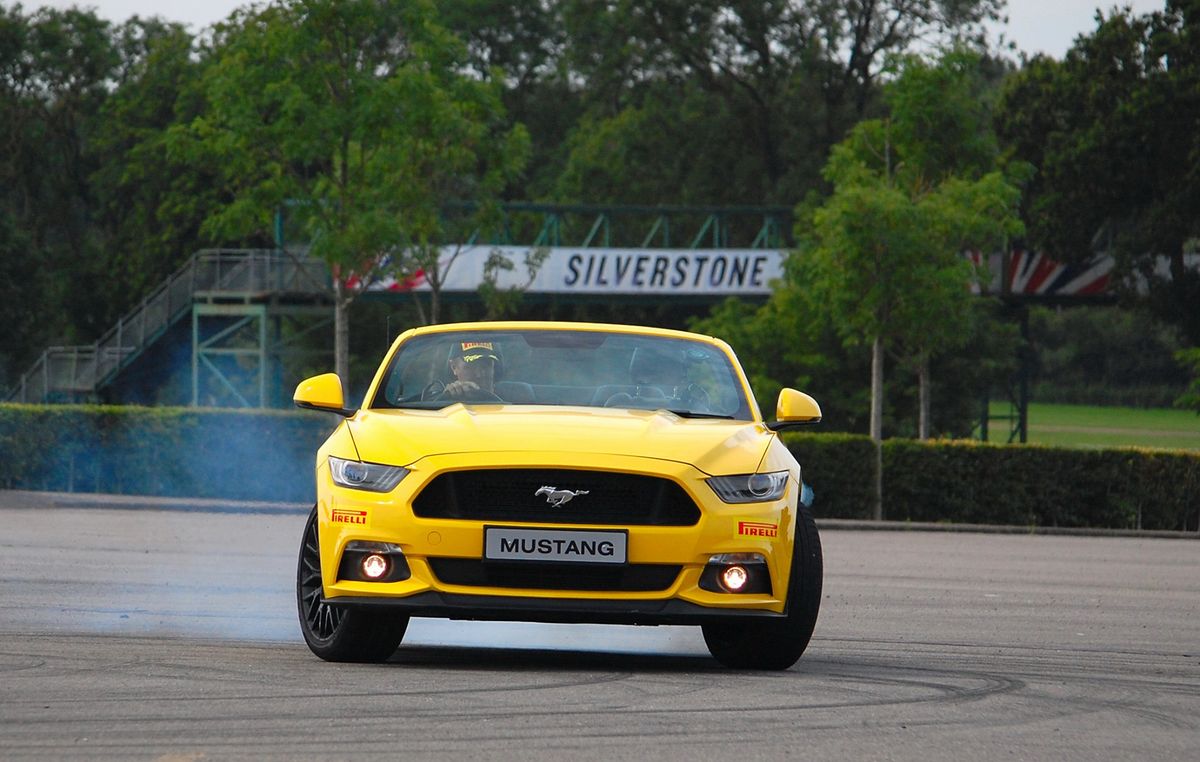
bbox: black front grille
[412,469,701,526]
[410,468,700,528]
[429,558,682,592]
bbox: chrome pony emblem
[535,486,589,507]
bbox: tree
[176,0,528,391]
[87,17,222,328]
[694,50,1024,449]
[553,0,1006,205]
[439,1,572,199]
[0,209,44,383]
[476,245,551,319]
[996,0,1200,345]
[798,139,1019,516]
[0,4,117,348]
[804,51,1023,442]
[740,48,1020,519]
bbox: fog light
[721,565,749,592]
[362,554,389,579]
[338,542,410,583]
[699,552,771,595]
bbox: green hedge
[883,439,1200,531]
[0,404,334,503]
[784,432,1200,531]
[1,405,1197,531]
[784,433,880,520]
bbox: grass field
[987,402,1200,451]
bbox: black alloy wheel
[296,507,409,662]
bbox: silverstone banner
[364,246,786,296]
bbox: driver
[442,340,501,400]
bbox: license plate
[484,527,627,564]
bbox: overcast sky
[26,0,1172,60]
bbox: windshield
[371,330,753,420]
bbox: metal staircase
[7,249,329,404]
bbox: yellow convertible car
[294,321,823,669]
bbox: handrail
[5,249,331,402]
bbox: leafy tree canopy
[697,48,1022,442]
[172,0,530,382]
[551,0,1006,205]
[996,0,1200,343]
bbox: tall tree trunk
[870,336,884,441]
[334,278,351,398]
[410,290,428,325]
[918,356,930,441]
[870,335,884,521]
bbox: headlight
[328,456,408,492]
[707,471,788,503]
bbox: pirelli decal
[331,508,368,526]
[738,521,778,538]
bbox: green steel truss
[277,202,794,250]
[192,303,333,409]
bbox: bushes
[1,404,1197,531]
[785,432,1200,531]
[784,433,880,520]
[0,404,334,503]
[884,440,1200,530]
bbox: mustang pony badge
[535,486,590,507]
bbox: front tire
[297,507,408,662]
[702,505,823,670]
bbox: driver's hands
[442,380,480,398]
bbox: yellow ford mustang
[293,321,823,669]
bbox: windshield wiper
[664,409,734,419]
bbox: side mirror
[766,388,822,431]
[294,373,354,417]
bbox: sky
[26,0,1173,60]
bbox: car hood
[348,405,772,476]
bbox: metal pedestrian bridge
[8,249,331,407]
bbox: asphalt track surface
[0,492,1197,760]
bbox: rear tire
[702,505,823,670]
[297,507,408,662]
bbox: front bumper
[315,450,799,616]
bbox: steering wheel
[420,380,446,401]
[425,379,504,403]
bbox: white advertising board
[364,245,786,296]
